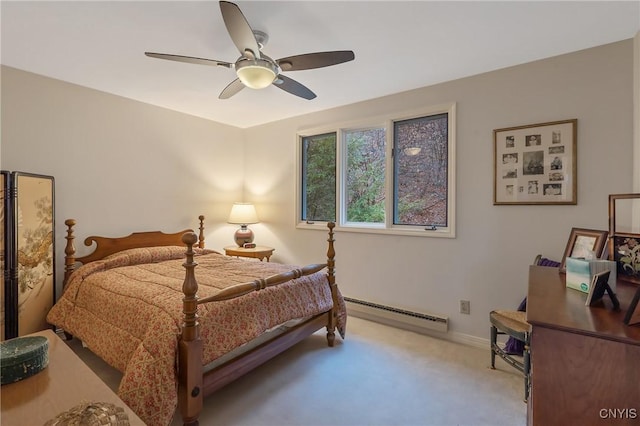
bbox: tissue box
[565,257,617,293]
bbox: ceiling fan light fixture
[235,59,277,89]
[146,2,355,100]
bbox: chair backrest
[510,255,561,313]
[502,255,561,354]
[534,254,561,268]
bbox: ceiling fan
[145,1,355,100]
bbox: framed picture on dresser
[624,286,640,326]
[559,227,609,273]
[608,193,640,285]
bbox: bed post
[178,232,203,426]
[326,222,337,347]
[197,215,205,249]
[63,219,77,286]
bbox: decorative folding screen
[1,171,55,340]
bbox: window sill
[296,222,455,238]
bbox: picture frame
[493,119,577,205]
[623,285,640,326]
[608,193,640,285]
[559,227,609,273]
[585,270,619,310]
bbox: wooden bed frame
[61,216,340,426]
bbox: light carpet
[67,316,526,426]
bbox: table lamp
[228,202,259,246]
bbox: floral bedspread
[46,246,346,426]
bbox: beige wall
[1,66,246,287]
[1,39,636,343]
[243,39,635,343]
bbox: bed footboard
[178,232,203,426]
[325,222,338,346]
[178,222,338,426]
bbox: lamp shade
[235,59,277,89]
[403,147,422,156]
[228,203,259,225]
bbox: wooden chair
[489,255,560,402]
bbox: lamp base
[234,226,254,247]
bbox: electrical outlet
[460,300,470,315]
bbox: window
[301,133,336,222]
[345,128,386,224]
[393,113,449,227]
[297,103,456,237]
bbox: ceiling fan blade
[219,1,260,59]
[277,51,355,71]
[145,52,232,68]
[219,78,245,99]
[273,75,316,100]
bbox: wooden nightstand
[224,246,275,262]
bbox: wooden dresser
[526,266,640,425]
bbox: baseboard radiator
[344,297,448,334]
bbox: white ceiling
[2,1,639,128]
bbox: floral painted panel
[614,236,640,284]
[16,174,55,336]
[0,172,6,341]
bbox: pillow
[102,246,188,266]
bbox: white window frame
[296,102,456,238]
